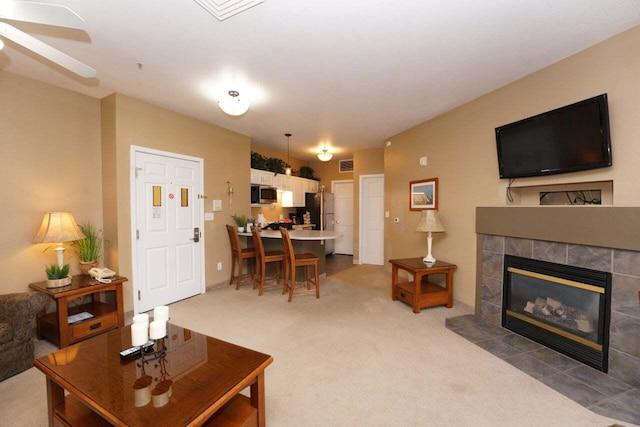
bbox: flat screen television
[495,94,612,179]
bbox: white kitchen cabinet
[305,179,319,193]
[251,169,275,185]
[292,177,306,207]
[275,174,292,191]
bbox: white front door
[132,147,204,313]
[332,180,354,255]
[360,174,385,265]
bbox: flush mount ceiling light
[218,90,249,116]
[317,147,333,162]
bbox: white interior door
[133,148,204,313]
[332,180,354,255]
[360,174,385,265]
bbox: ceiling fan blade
[0,1,86,30]
[0,23,96,77]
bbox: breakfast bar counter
[239,229,342,276]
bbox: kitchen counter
[239,229,341,240]
[292,224,315,230]
[240,229,343,277]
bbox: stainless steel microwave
[251,185,277,204]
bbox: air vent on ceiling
[193,0,264,21]
[339,159,354,173]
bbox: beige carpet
[0,265,631,426]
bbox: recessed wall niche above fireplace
[502,255,611,371]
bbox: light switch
[212,200,222,212]
[204,212,214,221]
[385,211,390,218]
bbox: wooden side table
[389,258,457,313]
[29,275,127,348]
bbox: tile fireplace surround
[458,206,640,424]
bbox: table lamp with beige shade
[32,212,85,287]
[415,210,445,265]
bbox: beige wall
[101,94,251,312]
[384,25,640,307]
[0,71,102,293]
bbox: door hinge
[135,167,142,178]
[136,230,140,240]
[138,290,141,301]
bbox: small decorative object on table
[45,263,71,288]
[231,213,249,233]
[70,221,103,275]
[130,305,170,348]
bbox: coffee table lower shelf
[54,394,257,427]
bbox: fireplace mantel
[476,206,640,252]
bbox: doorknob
[190,227,200,242]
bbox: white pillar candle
[131,322,148,347]
[132,313,149,327]
[153,306,169,322]
[149,320,166,340]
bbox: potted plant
[231,214,248,232]
[299,166,317,180]
[45,263,71,288]
[70,221,103,275]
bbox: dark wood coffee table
[34,324,273,426]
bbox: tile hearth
[446,314,640,425]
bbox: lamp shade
[317,148,333,162]
[415,210,445,233]
[218,90,249,116]
[32,212,85,243]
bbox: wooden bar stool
[225,225,256,290]
[280,228,320,302]
[251,227,286,295]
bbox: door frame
[358,174,385,265]
[130,145,206,315]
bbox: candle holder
[139,337,167,363]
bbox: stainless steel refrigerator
[304,190,335,255]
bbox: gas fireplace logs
[523,296,594,333]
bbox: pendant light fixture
[285,133,292,175]
[317,146,333,162]
[218,90,249,116]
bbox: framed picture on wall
[410,178,438,210]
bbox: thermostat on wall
[213,200,222,212]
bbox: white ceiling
[2,1,639,161]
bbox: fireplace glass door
[502,255,611,371]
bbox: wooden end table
[29,275,127,348]
[389,258,457,313]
